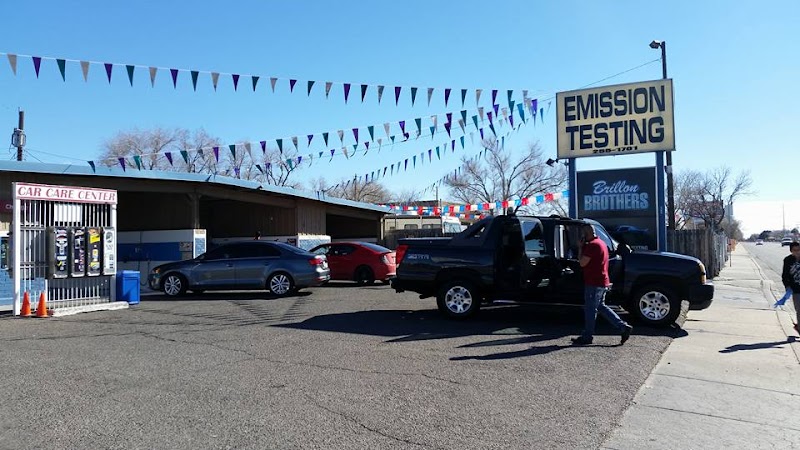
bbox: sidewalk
[602,245,800,450]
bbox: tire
[629,284,681,326]
[436,280,481,319]
[162,273,187,297]
[267,272,295,297]
[354,266,375,286]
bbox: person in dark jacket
[782,241,800,333]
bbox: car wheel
[267,272,295,297]
[354,266,375,285]
[629,284,681,326]
[162,273,187,297]
[436,280,481,319]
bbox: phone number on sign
[593,146,639,154]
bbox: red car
[310,242,396,285]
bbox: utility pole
[11,110,25,161]
[650,40,675,232]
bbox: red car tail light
[309,256,325,266]
[395,245,408,266]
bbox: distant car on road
[310,242,396,285]
[782,237,795,247]
[149,241,330,297]
[755,239,764,245]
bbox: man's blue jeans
[582,286,626,339]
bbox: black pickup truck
[391,214,714,327]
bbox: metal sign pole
[655,152,667,251]
[568,158,577,218]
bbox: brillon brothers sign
[577,167,658,250]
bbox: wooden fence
[668,229,729,278]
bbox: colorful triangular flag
[211,72,219,90]
[149,66,157,87]
[57,59,66,81]
[7,54,17,75]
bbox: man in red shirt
[571,224,633,346]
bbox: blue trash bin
[116,270,141,305]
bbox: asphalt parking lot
[0,283,682,450]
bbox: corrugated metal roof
[0,160,389,213]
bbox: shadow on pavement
[719,336,797,353]
[142,291,313,302]
[278,304,684,345]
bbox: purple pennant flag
[232,74,240,91]
[451,140,456,151]
[352,128,359,143]
[428,149,432,161]
[260,141,266,153]
[104,63,113,83]
[32,56,42,78]
[307,134,314,147]
[492,89,498,105]
[404,159,408,171]
[444,88,452,106]
[330,149,335,160]
[446,112,452,124]
[510,113,514,128]
[289,79,297,92]
[213,146,220,162]
[487,111,494,123]
[394,86,402,105]
[399,121,406,134]
[170,69,179,88]
[165,152,174,166]
[480,128,485,140]
[493,103,500,117]
[343,83,351,103]
[118,157,126,171]
[444,122,452,137]
[234,167,240,177]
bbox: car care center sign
[577,167,657,250]
[556,79,675,159]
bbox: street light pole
[651,40,675,232]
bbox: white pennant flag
[502,107,509,120]
[384,123,391,138]
[476,89,482,105]
[149,67,158,87]
[244,142,252,158]
[470,132,475,145]
[270,77,278,92]
[7,54,17,75]
[325,81,332,97]
[427,87,434,106]
[211,72,220,90]
[377,85,384,103]
[338,130,344,144]
[478,107,485,121]
[80,61,90,81]
[291,136,298,150]
[431,115,438,127]
[458,119,465,133]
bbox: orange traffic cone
[19,291,32,317]
[35,292,50,318]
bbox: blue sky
[0,1,797,231]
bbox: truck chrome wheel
[437,280,480,318]
[629,284,681,326]
[444,286,473,314]
[638,290,670,321]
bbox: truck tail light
[395,245,408,266]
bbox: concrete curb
[51,301,130,317]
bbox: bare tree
[444,139,567,210]
[676,166,754,230]
[388,188,426,205]
[323,177,391,203]
[248,147,304,188]
[100,127,181,169]
[174,128,221,174]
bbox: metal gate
[12,183,117,315]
